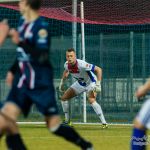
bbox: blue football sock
[131,128,146,150]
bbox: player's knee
[133,119,145,129]
[1,102,20,121]
[46,116,61,133]
[0,112,18,135]
[61,88,76,100]
[0,103,20,135]
[49,123,61,133]
[61,95,67,101]
[0,113,8,136]
[0,114,7,128]
[88,98,96,104]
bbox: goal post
[80,1,87,123]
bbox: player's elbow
[95,66,102,74]
[144,80,150,91]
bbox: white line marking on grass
[17,122,133,126]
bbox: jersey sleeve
[80,60,95,72]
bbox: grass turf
[0,124,149,150]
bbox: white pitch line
[17,122,133,126]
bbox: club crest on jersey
[38,29,48,43]
[38,29,48,38]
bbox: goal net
[0,0,150,124]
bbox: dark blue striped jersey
[10,16,52,89]
[17,16,50,63]
[6,16,58,117]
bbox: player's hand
[9,28,20,44]
[0,19,9,46]
[6,71,14,87]
[94,81,101,92]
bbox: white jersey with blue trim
[64,59,97,86]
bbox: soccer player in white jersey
[59,48,108,128]
[131,79,150,150]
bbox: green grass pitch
[0,124,149,150]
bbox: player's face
[66,51,76,65]
[19,0,29,15]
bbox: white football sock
[61,101,69,122]
[91,101,107,124]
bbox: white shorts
[70,81,96,95]
[136,99,150,129]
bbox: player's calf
[0,111,27,150]
[49,123,93,149]
[0,112,8,139]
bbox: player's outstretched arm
[94,66,102,92]
[59,70,69,92]
[9,29,20,44]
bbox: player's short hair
[26,0,41,10]
[66,48,75,53]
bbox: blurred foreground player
[0,0,94,149]
[131,79,150,150]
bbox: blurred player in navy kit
[131,79,150,150]
[0,0,94,149]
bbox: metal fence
[0,32,150,123]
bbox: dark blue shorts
[6,84,58,117]
[6,68,58,116]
